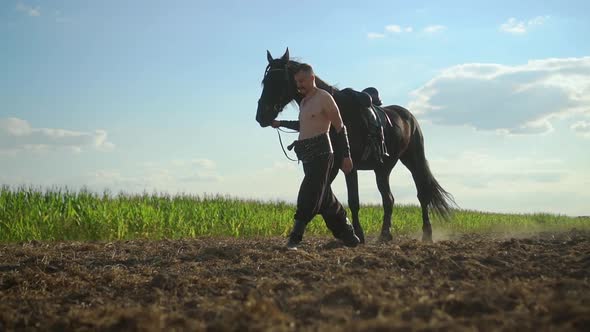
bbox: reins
[276,127,298,162]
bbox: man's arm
[271,120,299,131]
[322,94,352,170]
[323,94,345,132]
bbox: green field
[0,186,588,242]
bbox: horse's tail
[424,161,456,221]
[398,109,458,221]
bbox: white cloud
[148,158,223,183]
[180,173,223,183]
[93,170,122,181]
[171,158,217,170]
[424,25,447,33]
[16,2,40,17]
[500,18,525,34]
[528,16,549,26]
[368,24,413,39]
[93,130,115,151]
[368,23,449,39]
[571,120,590,138]
[427,150,590,215]
[500,16,549,34]
[385,25,402,33]
[0,117,115,153]
[76,157,224,194]
[262,161,297,173]
[0,117,32,136]
[367,32,386,39]
[433,151,567,188]
[408,57,590,135]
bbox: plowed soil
[1,230,589,331]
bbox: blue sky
[1,0,589,216]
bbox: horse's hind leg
[345,169,365,244]
[375,164,396,242]
[400,143,433,242]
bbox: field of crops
[1,186,588,242]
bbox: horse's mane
[260,57,341,110]
[286,59,340,93]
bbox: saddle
[337,88,390,163]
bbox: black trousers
[293,153,348,237]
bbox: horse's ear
[267,50,273,63]
[281,48,289,61]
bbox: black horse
[256,48,456,242]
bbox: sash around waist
[287,132,333,162]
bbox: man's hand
[271,120,281,128]
[341,157,353,174]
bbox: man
[271,63,360,250]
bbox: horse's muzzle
[256,100,273,127]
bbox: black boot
[287,220,306,250]
[334,219,360,248]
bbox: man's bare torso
[298,88,332,140]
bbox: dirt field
[1,230,589,331]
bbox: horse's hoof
[379,233,393,242]
[355,232,365,244]
[353,227,365,245]
[422,234,433,243]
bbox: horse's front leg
[345,169,365,244]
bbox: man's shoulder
[317,88,332,97]
[317,89,336,104]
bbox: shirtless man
[271,63,360,249]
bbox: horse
[255,48,456,242]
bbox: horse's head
[256,48,298,127]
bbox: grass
[0,185,588,242]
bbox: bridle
[262,62,294,113]
[261,62,299,162]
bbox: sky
[1,0,589,216]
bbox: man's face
[294,71,314,96]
